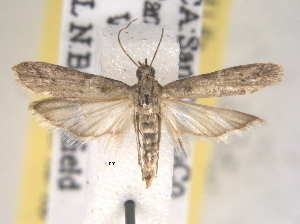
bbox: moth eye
[150,67,155,77]
[136,69,142,79]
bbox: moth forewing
[163,63,284,99]
[13,61,132,100]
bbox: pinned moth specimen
[13,21,283,188]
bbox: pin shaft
[124,200,135,224]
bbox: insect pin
[13,20,283,188]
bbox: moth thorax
[136,65,156,80]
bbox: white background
[1,1,300,224]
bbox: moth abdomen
[139,113,161,188]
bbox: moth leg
[134,111,142,167]
[156,112,162,168]
[158,112,161,147]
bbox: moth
[13,20,283,188]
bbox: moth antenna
[118,19,139,67]
[150,28,164,67]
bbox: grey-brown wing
[13,61,131,100]
[163,63,283,99]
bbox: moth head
[136,58,156,80]
[118,20,164,81]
